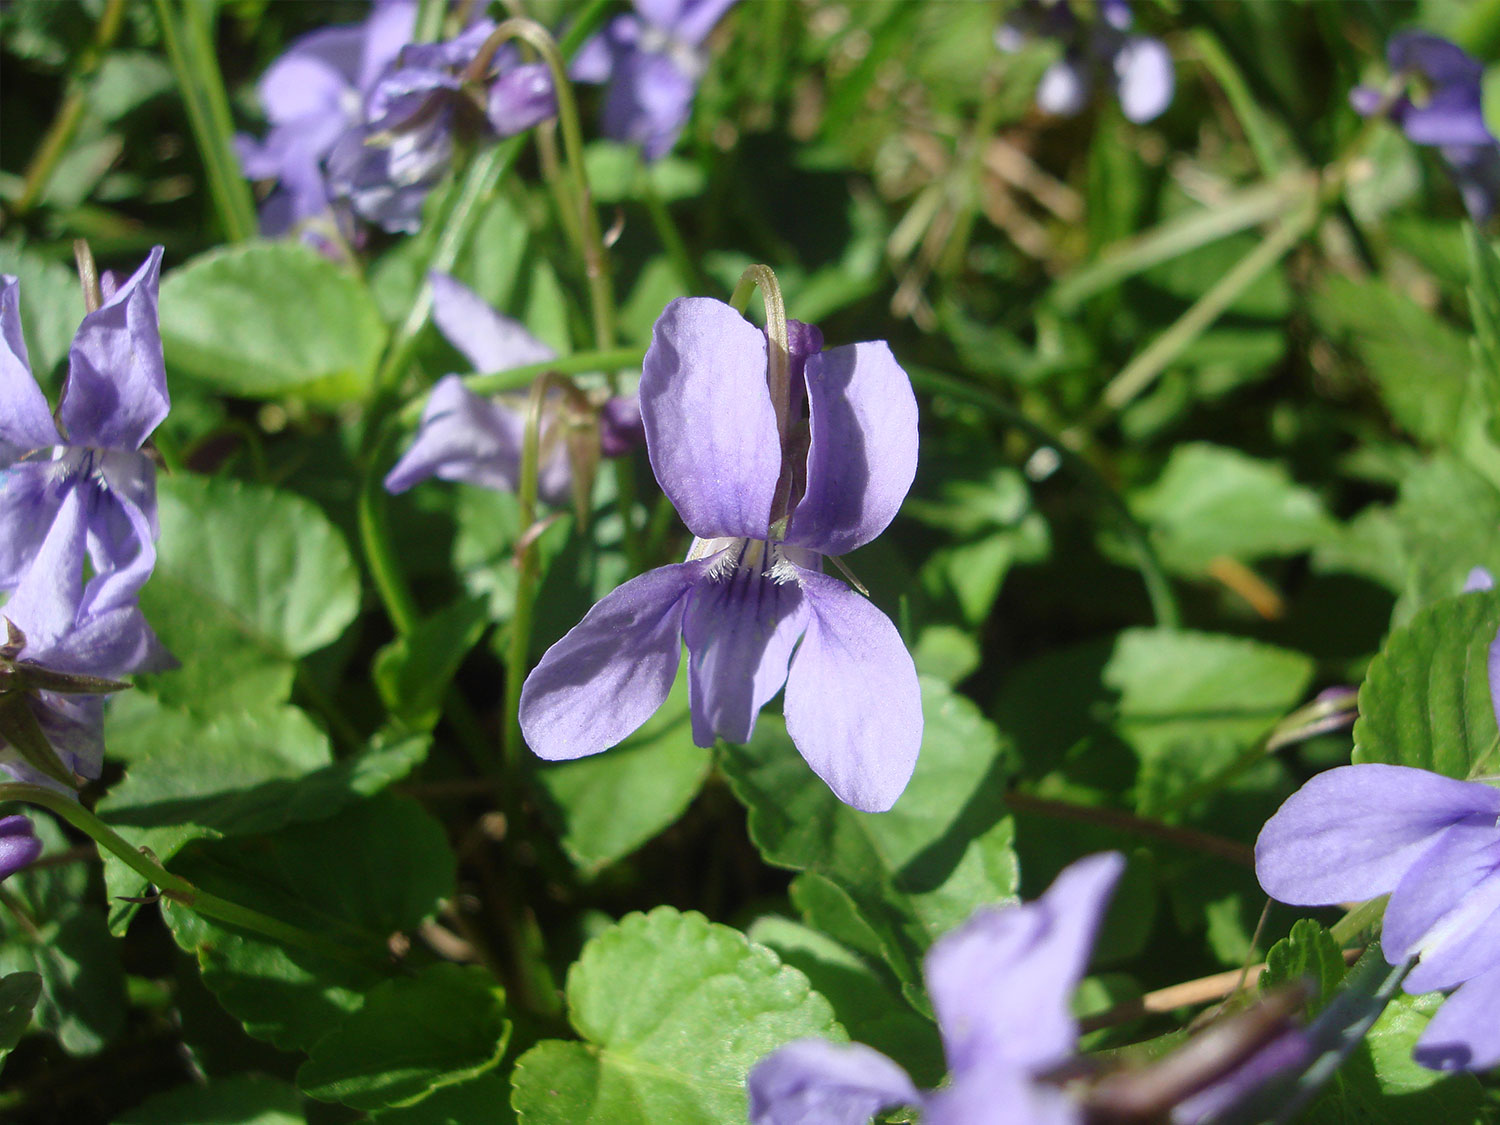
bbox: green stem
[640,169,704,294]
[503,377,553,769]
[1329,896,1389,946]
[396,346,647,427]
[413,0,449,42]
[152,0,257,243]
[907,365,1181,629]
[1189,29,1283,178]
[730,265,790,444]
[12,0,127,216]
[359,426,422,637]
[0,784,387,971]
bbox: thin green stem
[413,0,449,42]
[395,346,647,427]
[1189,29,1283,178]
[640,169,704,294]
[12,0,127,216]
[730,265,790,444]
[907,365,1181,629]
[359,426,422,637]
[1329,896,1389,946]
[503,377,553,769]
[0,784,388,971]
[152,0,257,243]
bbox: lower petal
[0,463,68,592]
[681,555,808,746]
[782,567,921,812]
[1413,965,1500,1072]
[519,559,712,760]
[747,1039,919,1125]
[384,375,525,494]
[1384,823,1500,993]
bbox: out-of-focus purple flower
[748,853,1125,1124]
[1257,762,1500,1072]
[385,274,635,506]
[236,0,417,237]
[997,0,1173,124]
[519,296,922,812]
[0,250,167,614]
[1351,32,1500,221]
[570,0,738,161]
[333,21,556,233]
[0,815,42,882]
[1465,565,1495,592]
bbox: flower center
[687,536,817,585]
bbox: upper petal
[384,375,525,494]
[681,553,808,746]
[61,247,168,451]
[429,273,556,374]
[925,852,1125,1077]
[357,0,419,93]
[0,277,61,451]
[1412,964,1500,1072]
[747,1039,920,1125]
[922,1061,1081,1125]
[1255,764,1500,906]
[519,559,713,760]
[781,567,921,811]
[259,28,363,121]
[1383,821,1500,993]
[785,342,917,556]
[640,298,781,539]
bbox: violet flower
[1350,32,1500,221]
[330,21,556,233]
[570,0,739,161]
[236,0,417,237]
[1257,762,1500,1072]
[0,815,42,882]
[748,852,1125,1124]
[0,249,167,613]
[385,273,639,506]
[997,0,1173,124]
[519,297,922,812]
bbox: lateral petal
[781,567,921,812]
[519,559,713,760]
[1413,966,1500,1072]
[0,277,61,452]
[747,1039,920,1125]
[1383,822,1500,993]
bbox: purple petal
[429,273,556,374]
[1442,142,1500,222]
[519,559,714,760]
[3,484,87,652]
[0,463,68,591]
[781,567,921,812]
[599,395,644,457]
[1349,85,1384,119]
[1255,764,1500,906]
[487,63,557,137]
[384,375,525,494]
[258,29,362,121]
[78,465,159,617]
[30,693,104,781]
[60,247,167,451]
[785,342,918,557]
[1099,0,1133,31]
[1114,36,1173,124]
[1036,57,1090,116]
[1386,33,1493,147]
[671,0,739,46]
[570,30,617,84]
[366,65,463,131]
[357,0,420,93]
[640,298,781,540]
[681,555,808,745]
[0,277,61,451]
[0,815,43,882]
[921,1062,1081,1125]
[1466,566,1495,592]
[1170,1029,1310,1125]
[43,601,171,678]
[601,47,696,160]
[1413,965,1500,1072]
[1382,822,1500,993]
[925,852,1124,1076]
[747,1039,920,1125]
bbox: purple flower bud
[0,815,42,882]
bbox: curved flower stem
[907,364,1181,629]
[730,265,791,446]
[12,0,127,216]
[1004,791,1254,867]
[395,346,648,427]
[0,783,390,972]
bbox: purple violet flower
[1257,762,1500,1072]
[0,250,167,614]
[997,0,1173,124]
[236,0,417,237]
[570,0,739,161]
[0,815,43,882]
[1350,32,1500,221]
[385,273,640,506]
[518,296,922,812]
[747,852,1125,1124]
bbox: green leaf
[0,815,124,1055]
[299,963,509,1111]
[374,597,489,731]
[532,665,712,874]
[0,970,42,1062]
[112,1074,306,1125]
[1260,919,1347,1016]
[1353,585,1500,780]
[510,907,842,1124]
[1131,443,1337,573]
[163,793,455,1050]
[139,473,360,714]
[721,678,1017,995]
[98,695,427,931]
[370,1070,514,1124]
[158,242,387,403]
[1386,455,1500,620]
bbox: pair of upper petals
[640,297,918,555]
[0,248,168,459]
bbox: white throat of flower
[687,536,815,585]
